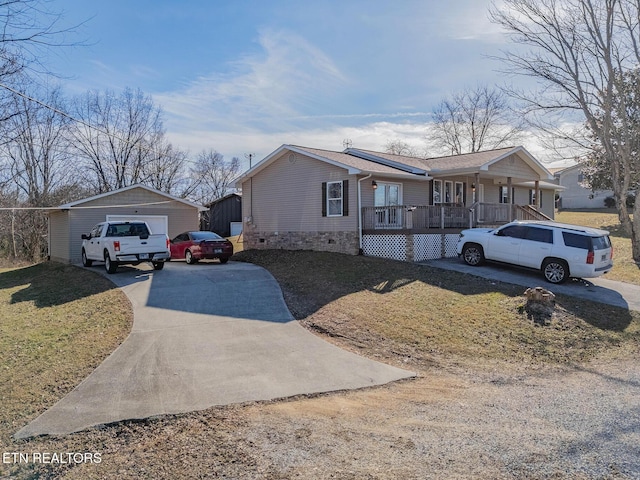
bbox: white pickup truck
[81,221,171,274]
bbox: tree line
[1,0,640,264]
[0,82,239,260]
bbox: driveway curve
[15,261,414,439]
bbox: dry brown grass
[0,263,132,459]
[556,209,640,285]
[234,250,640,370]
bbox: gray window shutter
[343,180,349,216]
[322,182,327,217]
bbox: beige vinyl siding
[48,210,70,263]
[245,152,358,233]
[359,177,430,207]
[490,154,539,180]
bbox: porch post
[474,173,480,203]
[507,177,513,220]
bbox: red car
[170,231,234,264]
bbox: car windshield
[191,231,223,241]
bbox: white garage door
[106,215,168,235]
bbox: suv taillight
[166,237,170,249]
[586,250,594,264]
[610,245,614,259]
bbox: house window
[433,180,442,204]
[499,186,508,204]
[455,182,464,204]
[327,181,343,216]
[322,180,349,217]
[529,189,536,206]
[445,181,453,203]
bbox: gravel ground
[9,357,639,479]
[232,359,640,479]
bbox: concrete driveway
[424,258,640,312]
[15,261,414,439]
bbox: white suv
[456,220,613,284]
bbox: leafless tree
[0,0,84,125]
[0,82,80,260]
[141,138,189,195]
[490,0,640,262]
[383,140,422,157]
[427,84,524,156]
[70,87,169,193]
[184,150,240,205]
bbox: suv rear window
[592,235,611,250]
[562,232,591,250]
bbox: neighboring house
[553,164,613,209]
[202,193,242,237]
[48,184,206,264]
[235,145,563,261]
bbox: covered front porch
[361,202,550,233]
[359,203,551,262]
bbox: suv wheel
[462,243,485,266]
[542,258,569,284]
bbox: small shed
[48,184,206,264]
[203,193,242,237]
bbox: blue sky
[48,0,549,168]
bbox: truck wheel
[104,251,118,274]
[462,243,485,266]
[152,262,164,270]
[81,248,93,267]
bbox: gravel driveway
[224,358,640,479]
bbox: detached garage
[48,184,206,264]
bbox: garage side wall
[48,210,70,263]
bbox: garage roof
[57,184,207,211]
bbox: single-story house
[234,145,564,261]
[202,193,242,237]
[48,184,206,264]
[553,164,613,209]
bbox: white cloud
[155,29,348,134]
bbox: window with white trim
[433,179,442,204]
[445,181,453,203]
[327,181,343,216]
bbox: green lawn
[555,209,640,285]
